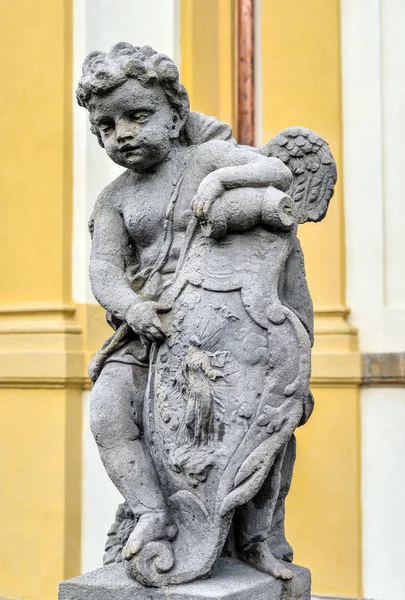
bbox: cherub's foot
[122,509,177,560]
[271,538,294,563]
[239,541,293,580]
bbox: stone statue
[64,42,336,598]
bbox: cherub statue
[76,42,336,588]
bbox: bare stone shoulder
[95,170,133,213]
[89,170,133,235]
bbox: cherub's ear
[169,110,184,139]
[90,121,105,148]
[259,127,337,224]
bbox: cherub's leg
[90,362,176,559]
[233,446,293,580]
[268,435,296,562]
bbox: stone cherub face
[88,78,182,171]
[76,43,190,172]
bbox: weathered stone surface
[64,41,337,593]
[59,558,310,600]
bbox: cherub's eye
[99,120,114,134]
[128,111,149,123]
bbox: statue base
[59,558,310,600]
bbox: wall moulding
[310,305,361,386]
[313,305,358,348]
[0,303,85,389]
[0,302,368,390]
[362,352,405,386]
[0,303,82,335]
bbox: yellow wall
[181,0,236,133]
[0,389,82,599]
[182,1,362,597]
[0,0,73,304]
[0,2,83,599]
[289,386,361,597]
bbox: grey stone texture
[65,42,337,595]
[59,558,310,600]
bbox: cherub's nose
[116,121,134,144]
[117,130,133,144]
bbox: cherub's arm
[192,140,294,235]
[90,193,168,341]
[215,142,292,185]
[192,140,292,219]
[90,193,141,320]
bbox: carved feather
[258,126,337,224]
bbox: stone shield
[127,225,311,586]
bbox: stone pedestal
[59,558,310,600]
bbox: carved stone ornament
[59,43,336,600]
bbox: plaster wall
[341,1,405,598]
[361,388,405,600]
[342,0,405,353]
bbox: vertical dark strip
[238,0,255,145]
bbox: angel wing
[258,127,337,224]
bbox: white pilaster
[342,0,405,353]
[72,0,181,573]
[341,1,405,599]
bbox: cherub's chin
[118,156,146,170]
[126,156,143,164]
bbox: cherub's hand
[192,173,224,222]
[125,301,170,342]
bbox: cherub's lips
[120,144,142,155]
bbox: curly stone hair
[76,42,190,146]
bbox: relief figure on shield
[76,43,336,587]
